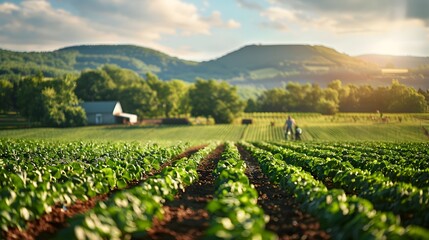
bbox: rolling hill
[0,45,198,80]
[1,44,428,88]
[197,44,377,82]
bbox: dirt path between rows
[142,145,224,240]
[2,145,205,240]
[237,144,331,240]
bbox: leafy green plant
[205,142,276,239]
[54,143,217,239]
[241,141,429,239]
[0,139,186,230]
[257,141,429,226]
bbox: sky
[0,0,429,61]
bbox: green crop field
[1,113,429,239]
[1,139,429,239]
[1,113,428,143]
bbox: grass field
[1,113,428,143]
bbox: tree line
[1,65,428,127]
[0,65,244,126]
[246,80,428,114]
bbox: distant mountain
[357,54,429,69]
[197,44,377,82]
[206,44,373,70]
[0,44,199,80]
[57,45,198,78]
[1,44,428,88]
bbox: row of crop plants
[205,142,275,239]
[242,142,429,239]
[257,142,429,228]
[0,139,187,231]
[55,143,217,239]
[1,138,275,239]
[273,141,429,188]
[3,138,429,239]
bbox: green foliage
[251,82,341,114]
[1,138,429,239]
[189,79,245,124]
[54,143,216,239]
[251,80,427,114]
[242,141,429,239]
[206,142,276,239]
[0,45,197,81]
[144,73,190,117]
[41,76,87,127]
[0,79,14,113]
[15,74,86,127]
[0,139,187,231]
[1,44,396,89]
[75,69,117,101]
[74,68,190,118]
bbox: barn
[81,101,138,125]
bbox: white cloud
[226,19,241,29]
[0,0,240,52]
[62,0,240,36]
[261,7,298,22]
[0,0,106,50]
[0,2,19,13]
[263,0,429,33]
[259,7,302,31]
[205,11,241,30]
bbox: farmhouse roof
[81,101,122,114]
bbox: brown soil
[172,145,207,161]
[237,144,331,240]
[141,145,224,240]
[2,145,205,240]
[3,194,108,240]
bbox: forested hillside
[1,44,429,88]
[0,45,198,80]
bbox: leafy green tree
[418,88,429,105]
[257,88,288,112]
[102,64,142,87]
[75,69,117,101]
[0,79,13,113]
[17,75,45,122]
[387,80,427,112]
[144,72,165,116]
[244,98,259,112]
[41,75,86,127]
[18,76,86,127]
[356,85,377,112]
[285,82,313,111]
[17,74,86,127]
[189,79,244,124]
[338,84,360,112]
[164,80,191,117]
[119,83,157,118]
[41,87,66,126]
[243,79,427,114]
[316,88,339,115]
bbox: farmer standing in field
[284,115,295,140]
